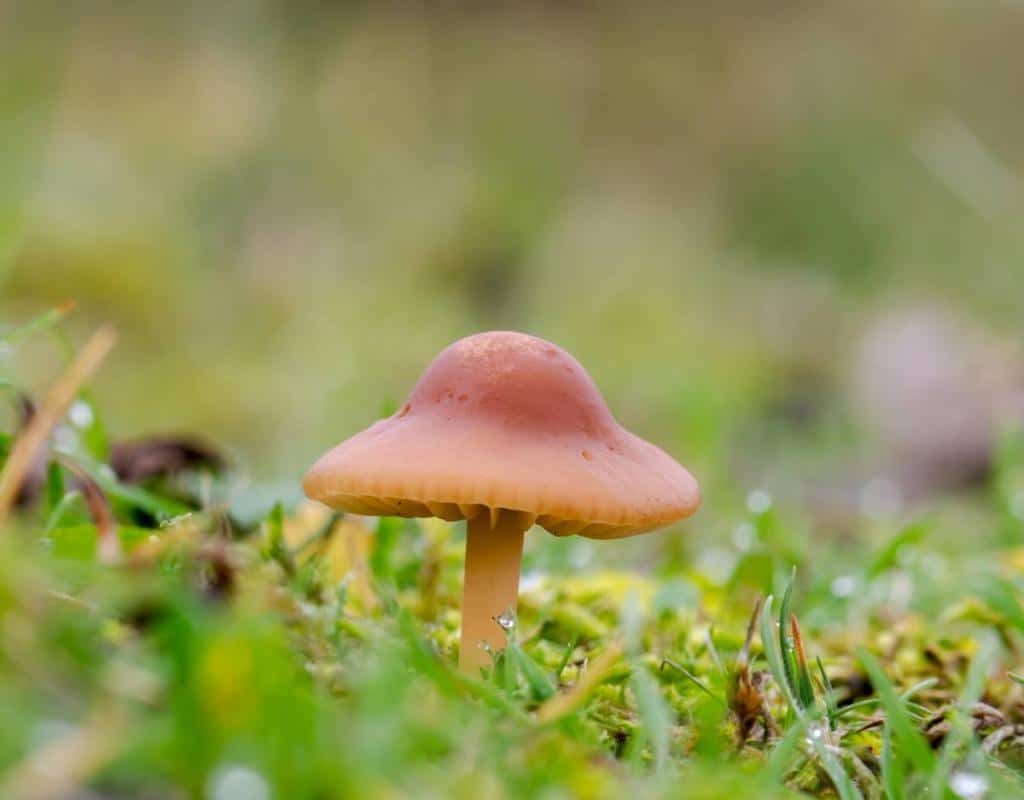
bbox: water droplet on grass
[805,723,826,746]
[68,400,94,428]
[949,770,988,799]
[496,609,516,631]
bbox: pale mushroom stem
[459,512,527,673]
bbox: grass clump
[3,310,1024,799]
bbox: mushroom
[303,331,700,673]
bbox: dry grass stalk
[0,709,124,800]
[0,325,117,526]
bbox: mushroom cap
[303,331,699,539]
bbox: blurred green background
[4,7,1024,797]
[2,0,1022,518]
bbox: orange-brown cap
[303,331,699,539]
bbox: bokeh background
[3,1,1023,564]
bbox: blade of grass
[705,625,726,676]
[881,722,905,800]
[817,656,838,729]
[662,657,726,706]
[370,516,401,583]
[833,678,939,723]
[928,633,1000,797]
[555,634,579,682]
[537,643,624,724]
[44,461,64,513]
[631,664,672,773]
[264,502,294,576]
[0,325,117,525]
[778,568,799,707]
[973,575,1024,635]
[791,615,816,711]
[900,677,939,702]
[845,749,880,799]
[507,642,556,702]
[43,490,83,534]
[0,300,75,347]
[809,735,863,800]
[856,648,935,775]
[759,595,802,715]
[394,609,528,722]
[867,521,929,578]
[58,452,189,520]
[765,716,807,784]
[291,511,343,556]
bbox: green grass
[3,314,1024,799]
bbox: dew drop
[496,608,516,631]
[949,770,988,800]
[69,400,94,428]
[804,723,826,746]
